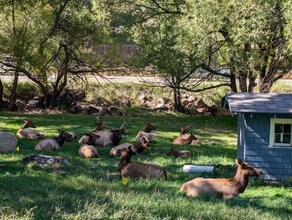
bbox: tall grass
[0,110,291,219]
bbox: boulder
[0,132,17,152]
[88,105,101,114]
[15,99,26,112]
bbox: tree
[112,0,229,112]
[0,0,108,108]
[184,0,292,93]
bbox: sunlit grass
[0,110,291,219]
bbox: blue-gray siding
[237,113,292,182]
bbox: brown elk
[180,159,262,199]
[17,120,43,140]
[173,125,202,145]
[35,130,75,151]
[166,147,191,157]
[116,146,167,180]
[110,136,152,156]
[135,122,159,143]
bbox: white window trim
[269,118,292,148]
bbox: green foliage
[0,111,291,219]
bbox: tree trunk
[173,86,184,112]
[258,77,273,93]
[229,71,237,92]
[248,71,256,92]
[238,71,247,92]
[0,79,3,110]
[8,72,18,110]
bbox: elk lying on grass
[135,122,159,143]
[78,144,100,158]
[116,146,167,180]
[180,159,262,199]
[166,147,191,157]
[78,133,100,158]
[35,130,75,151]
[79,121,127,147]
[17,120,43,140]
[173,126,202,145]
[110,136,152,156]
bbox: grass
[0,109,291,220]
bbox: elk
[135,122,158,143]
[180,159,262,199]
[166,147,191,157]
[78,144,100,158]
[35,130,75,151]
[173,125,202,145]
[79,114,127,147]
[110,136,152,156]
[17,120,43,140]
[78,133,101,158]
[116,146,167,180]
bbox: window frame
[269,118,292,148]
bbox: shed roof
[226,93,292,114]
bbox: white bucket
[183,165,214,173]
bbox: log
[183,165,214,173]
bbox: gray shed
[226,93,292,182]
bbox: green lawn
[0,110,291,220]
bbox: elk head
[236,159,262,177]
[23,120,36,128]
[144,122,156,133]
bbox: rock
[0,132,17,152]
[26,100,40,110]
[195,99,207,108]
[108,106,123,116]
[88,105,100,114]
[15,99,26,112]
[99,106,109,116]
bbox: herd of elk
[15,118,262,199]
[17,120,43,140]
[172,125,202,145]
[116,146,167,180]
[180,159,262,199]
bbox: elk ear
[236,158,243,166]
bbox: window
[269,118,292,148]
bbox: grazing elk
[17,120,43,140]
[116,146,167,180]
[166,147,191,157]
[135,122,159,143]
[110,136,152,156]
[35,130,75,151]
[180,159,262,199]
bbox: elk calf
[17,120,43,140]
[180,159,262,199]
[117,146,167,180]
[110,136,152,156]
[166,147,191,157]
[35,130,74,151]
[135,122,159,143]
